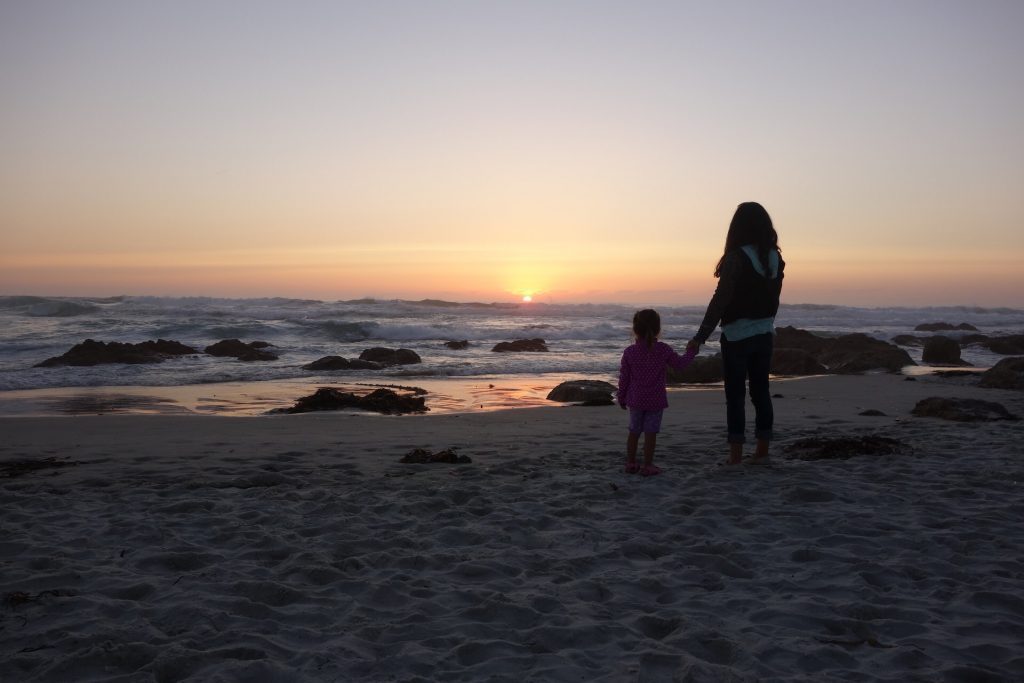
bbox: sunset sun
[522,295,533,303]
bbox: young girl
[617,309,698,476]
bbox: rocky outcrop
[303,356,383,371]
[774,327,915,374]
[770,349,827,376]
[914,322,979,332]
[205,339,278,361]
[978,357,1024,390]
[36,339,199,367]
[774,327,831,355]
[817,334,915,374]
[984,335,1024,355]
[280,387,427,414]
[546,380,617,404]
[922,336,969,366]
[445,340,470,350]
[667,354,723,383]
[492,338,548,352]
[358,348,422,365]
[911,397,1019,422]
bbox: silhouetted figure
[617,309,697,476]
[688,202,785,465]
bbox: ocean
[1,295,1021,414]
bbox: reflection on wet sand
[0,374,620,417]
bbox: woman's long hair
[714,202,780,278]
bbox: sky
[2,0,1022,306]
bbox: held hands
[686,339,700,353]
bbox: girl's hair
[632,309,660,348]
[714,201,781,278]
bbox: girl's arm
[616,352,631,407]
[666,345,698,371]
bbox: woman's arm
[692,251,743,345]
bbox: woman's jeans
[721,332,774,444]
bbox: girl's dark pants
[721,332,774,444]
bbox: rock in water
[914,322,979,332]
[35,339,199,367]
[922,336,969,366]
[304,356,383,371]
[984,335,1024,355]
[204,339,278,361]
[358,347,422,365]
[492,338,548,352]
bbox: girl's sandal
[639,464,662,476]
[624,462,640,474]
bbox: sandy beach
[2,373,1023,682]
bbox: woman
[688,202,784,465]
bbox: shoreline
[0,373,618,418]
[0,366,991,418]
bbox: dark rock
[358,347,422,365]
[775,326,830,354]
[775,328,914,374]
[547,380,617,403]
[914,322,979,332]
[492,338,549,352]
[304,356,350,371]
[983,335,1024,355]
[783,435,906,460]
[818,334,915,374]
[771,348,827,375]
[922,336,970,366]
[445,340,470,350]
[668,354,723,383]
[281,387,427,415]
[911,397,1019,422]
[36,338,199,367]
[892,335,925,346]
[859,409,887,417]
[400,447,471,464]
[304,356,383,371]
[205,339,278,361]
[979,357,1024,390]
